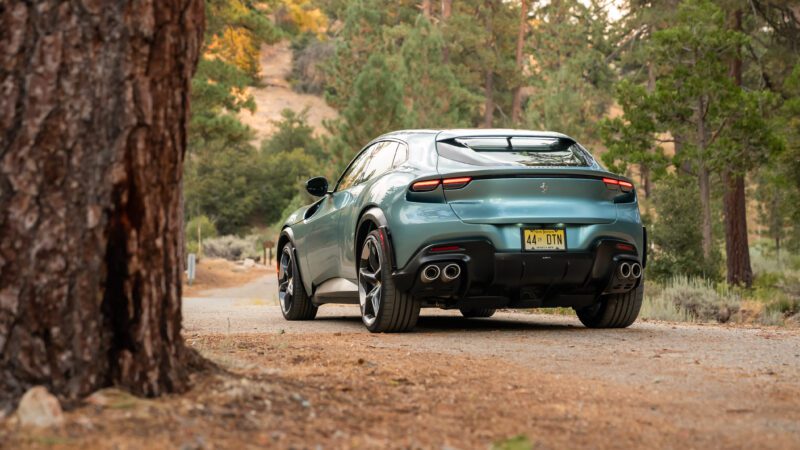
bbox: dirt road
[6,279,798,449]
[178,278,800,449]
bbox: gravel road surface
[181,275,800,449]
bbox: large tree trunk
[696,95,713,261]
[511,0,529,124]
[0,0,204,409]
[724,172,752,285]
[723,8,753,287]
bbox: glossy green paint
[282,130,644,296]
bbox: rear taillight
[411,177,472,192]
[411,179,440,191]
[618,180,633,192]
[442,177,471,189]
[602,178,619,189]
[603,177,633,192]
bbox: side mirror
[306,176,329,197]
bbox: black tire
[358,230,420,333]
[576,281,643,328]
[278,241,317,320]
[459,307,496,318]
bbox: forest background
[186,0,800,325]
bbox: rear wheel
[358,230,420,333]
[278,242,317,320]
[576,281,643,328]
[459,307,496,318]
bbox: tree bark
[724,172,752,285]
[511,1,529,124]
[697,95,713,261]
[0,0,204,409]
[723,8,752,286]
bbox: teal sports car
[277,129,645,332]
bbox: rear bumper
[392,239,642,309]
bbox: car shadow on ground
[312,312,648,334]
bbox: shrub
[649,276,740,323]
[766,296,800,317]
[202,235,262,261]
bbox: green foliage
[648,175,720,280]
[325,53,408,168]
[492,435,534,450]
[386,17,480,128]
[261,109,326,160]
[185,142,262,235]
[185,215,219,255]
[257,148,320,225]
[525,1,616,144]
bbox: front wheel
[278,242,317,321]
[358,230,420,333]
[576,281,643,328]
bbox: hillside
[237,41,337,141]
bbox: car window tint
[392,142,408,167]
[436,136,592,167]
[359,141,398,183]
[336,144,375,191]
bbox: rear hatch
[436,134,623,225]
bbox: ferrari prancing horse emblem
[540,182,548,193]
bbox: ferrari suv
[276,129,645,332]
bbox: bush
[202,235,262,261]
[648,276,740,323]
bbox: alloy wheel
[358,235,383,326]
[278,247,294,315]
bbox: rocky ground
[2,275,799,449]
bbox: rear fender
[356,208,396,271]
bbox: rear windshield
[436,136,593,167]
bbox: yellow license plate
[523,229,566,251]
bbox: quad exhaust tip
[618,262,631,279]
[631,262,642,279]
[441,263,461,282]
[618,261,642,279]
[421,264,441,283]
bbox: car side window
[392,142,408,167]
[336,144,375,191]
[359,141,398,184]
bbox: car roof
[374,128,573,142]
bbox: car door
[298,143,377,287]
[337,141,400,280]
